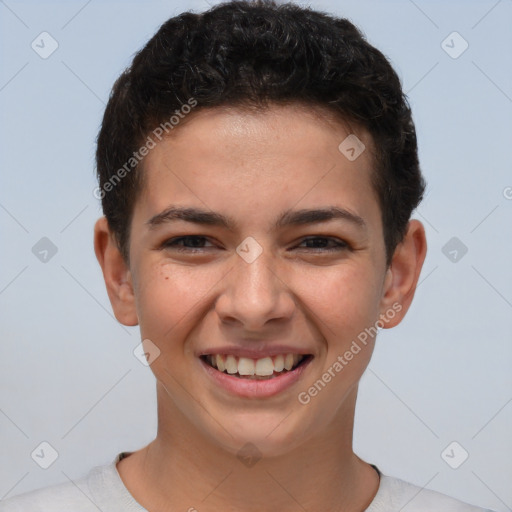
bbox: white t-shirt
[0,452,494,512]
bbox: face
[97,104,423,458]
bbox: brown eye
[296,237,349,251]
[162,236,215,252]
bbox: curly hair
[96,0,425,266]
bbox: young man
[1,1,495,511]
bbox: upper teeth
[206,354,304,376]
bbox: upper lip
[197,345,313,359]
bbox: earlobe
[379,219,427,328]
[94,217,139,326]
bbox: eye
[161,236,216,252]
[295,236,349,252]
[160,235,349,254]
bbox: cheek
[133,262,216,343]
[294,268,381,418]
[298,264,382,341]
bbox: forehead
[136,104,380,232]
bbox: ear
[379,219,427,328]
[94,217,138,326]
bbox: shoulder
[368,473,495,512]
[0,456,129,512]
[0,478,94,512]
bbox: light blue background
[1,0,511,510]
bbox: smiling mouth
[201,354,313,380]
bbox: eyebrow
[147,206,366,231]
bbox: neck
[117,385,379,512]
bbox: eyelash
[161,235,349,253]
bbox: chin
[206,411,313,461]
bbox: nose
[214,247,296,331]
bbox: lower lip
[200,357,313,399]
